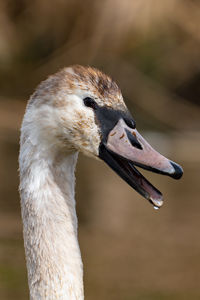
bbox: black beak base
[94,105,183,208]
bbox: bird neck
[19,137,84,300]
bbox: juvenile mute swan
[19,65,183,299]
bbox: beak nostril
[132,131,136,137]
[125,129,143,150]
[119,133,125,139]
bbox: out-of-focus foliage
[0,1,200,299]
[0,0,200,129]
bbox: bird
[19,65,183,299]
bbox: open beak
[99,118,183,208]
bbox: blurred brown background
[0,0,200,299]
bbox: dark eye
[83,97,96,109]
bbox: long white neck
[19,129,84,299]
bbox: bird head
[25,65,183,208]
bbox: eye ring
[83,97,97,109]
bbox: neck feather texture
[19,130,84,299]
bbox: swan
[19,65,183,299]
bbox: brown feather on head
[67,65,126,110]
[28,65,126,112]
